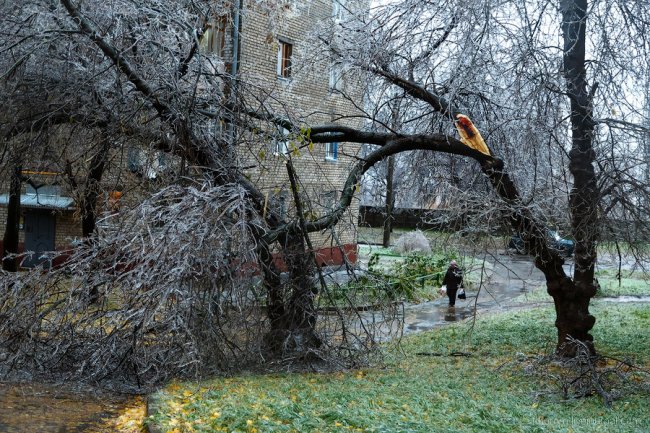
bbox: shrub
[392,230,431,255]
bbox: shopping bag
[458,288,466,299]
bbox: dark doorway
[23,210,56,268]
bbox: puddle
[405,304,477,333]
[0,383,135,432]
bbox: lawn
[514,272,650,304]
[147,302,650,433]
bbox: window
[274,127,290,156]
[329,62,344,92]
[127,146,142,173]
[277,40,293,78]
[325,142,339,161]
[200,16,227,57]
[128,146,168,179]
[271,192,288,220]
[320,191,338,215]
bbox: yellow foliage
[95,397,146,433]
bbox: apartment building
[233,0,366,266]
[0,0,366,267]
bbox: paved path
[392,251,552,334]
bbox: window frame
[320,190,338,216]
[329,61,344,92]
[201,16,228,57]
[325,141,339,161]
[332,0,347,22]
[277,40,293,79]
[274,127,290,156]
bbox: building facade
[0,0,365,267]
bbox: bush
[392,230,431,255]
[368,252,458,303]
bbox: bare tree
[0,0,391,388]
[1,0,649,390]
[306,0,650,355]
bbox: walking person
[442,260,463,307]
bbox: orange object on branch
[454,114,490,156]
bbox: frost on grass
[392,230,431,255]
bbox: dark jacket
[442,266,463,291]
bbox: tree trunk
[2,164,22,272]
[543,273,597,355]
[263,232,320,354]
[382,155,395,248]
[283,231,320,350]
[263,161,322,355]
[557,0,599,356]
[81,138,111,237]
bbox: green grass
[598,241,650,256]
[596,276,650,298]
[513,274,650,305]
[148,303,650,433]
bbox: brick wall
[1,1,367,264]
[237,0,367,253]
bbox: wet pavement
[400,251,550,334]
[0,383,133,432]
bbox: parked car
[508,231,574,257]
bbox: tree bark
[556,0,599,356]
[2,164,22,272]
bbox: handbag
[439,285,447,295]
[457,288,466,300]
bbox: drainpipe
[227,0,242,154]
[231,0,242,78]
